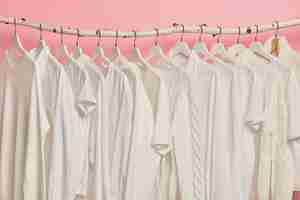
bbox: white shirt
[202,58,234,200]
[76,55,133,200]
[239,51,297,200]
[22,46,79,200]
[149,56,199,200]
[0,50,27,200]
[126,60,171,200]
[218,54,255,200]
[265,37,300,191]
[170,50,215,200]
[48,55,96,200]
[74,54,107,200]
[169,49,236,200]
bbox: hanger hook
[217,25,222,43]
[13,17,17,36]
[180,24,185,42]
[96,29,102,46]
[133,29,137,48]
[39,24,43,41]
[254,24,259,42]
[154,28,159,46]
[76,28,80,47]
[236,26,241,44]
[60,26,64,45]
[198,24,207,42]
[273,20,280,37]
[114,30,119,48]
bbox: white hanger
[10,17,27,56]
[189,24,226,65]
[131,30,143,61]
[35,23,47,55]
[170,24,191,58]
[193,24,219,62]
[250,24,273,62]
[193,24,209,55]
[56,26,72,62]
[147,28,170,64]
[92,29,110,64]
[130,30,152,69]
[110,30,122,62]
[227,26,247,58]
[73,28,83,58]
[210,25,227,55]
[210,25,235,64]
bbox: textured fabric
[170,50,215,200]
[169,49,236,200]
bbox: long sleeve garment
[264,37,300,192]
[48,55,96,200]
[124,61,171,200]
[242,54,300,200]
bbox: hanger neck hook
[198,24,207,42]
[13,17,17,36]
[114,30,119,48]
[39,24,43,41]
[237,26,241,44]
[154,28,159,46]
[60,26,64,45]
[273,20,280,38]
[180,24,185,42]
[76,28,80,47]
[96,29,102,47]
[217,25,222,43]
[254,24,259,42]
[133,30,137,48]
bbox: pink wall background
[0,0,300,57]
[1,0,300,199]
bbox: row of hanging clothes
[1,20,300,200]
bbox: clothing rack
[1,16,300,38]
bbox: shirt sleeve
[287,71,300,141]
[75,72,97,116]
[171,90,193,200]
[23,73,50,200]
[111,76,133,196]
[48,73,75,200]
[244,71,266,133]
[151,79,172,156]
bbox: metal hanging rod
[0,16,300,38]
